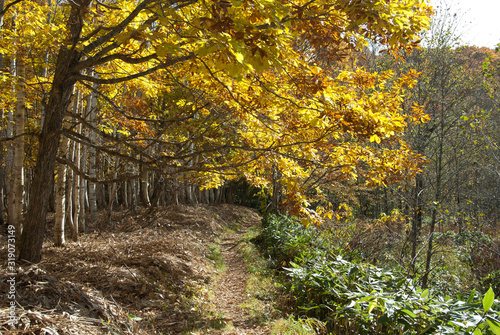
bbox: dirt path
[210,219,270,335]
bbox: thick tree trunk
[18,82,76,262]
[18,2,86,262]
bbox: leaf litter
[0,204,267,334]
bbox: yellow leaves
[156,43,173,58]
[1,0,432,229]
[233,51,245,64]
[370,134,381,144]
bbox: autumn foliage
[0,0,433,262]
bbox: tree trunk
[87,81,98,221]
[6,58,14,231]
[18,2,87,262]
[123,181,129,208]
[410,172,424,275]
[11,55,25,242]
[0,110,5,230]
[150,175,165,207]
[422,109,445,289]
[53,134,70,247]
[104,159,120,228]
[79,143,87,233]
[72,126,81,241]
[140,166,151,207]
[128,178,137,215]
[66,138,75,239]
[0,0,5,230]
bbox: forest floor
[0,204,281,334]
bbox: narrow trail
[209,218,270,335]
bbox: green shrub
[285,258,500,334]
[257,214,500,334]
[254,214,327,268]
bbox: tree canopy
[0,0,432,262]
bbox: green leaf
[483,287,495,313]
[401,308,417,318]
[421,289,429,299]
[468,289,476,304]
[368,300,377,314]
[473,328,482,335]
[486,316,500,335]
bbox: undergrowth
[255,214,500,334]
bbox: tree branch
[75,52,158,72]
[82,0,157,54]
[57,156,140,184]
[72,53,196,84]
[0,0,24,19]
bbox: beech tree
[0,0,432,263]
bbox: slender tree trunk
[0,112,4,230]
[79,143,87,233]
[410,172,423,275]
[270,165,282,215]
[123,181,129,208]
[53,111,73,247]
[6,58,15,230]
[87,82,98,221]
[72,124,82,241]
[0,0,5,230]
[54,132,70,247]
[11,54,26,243]
[104,159,119,228]
[66,139,75,238]
[140,166,151,207]
[422,112,445,288]
[128,177,137,215]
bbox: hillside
[0,205,273,334]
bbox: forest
[0,0,499,334]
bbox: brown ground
[208,220,271,335]
[0,204,272,335]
